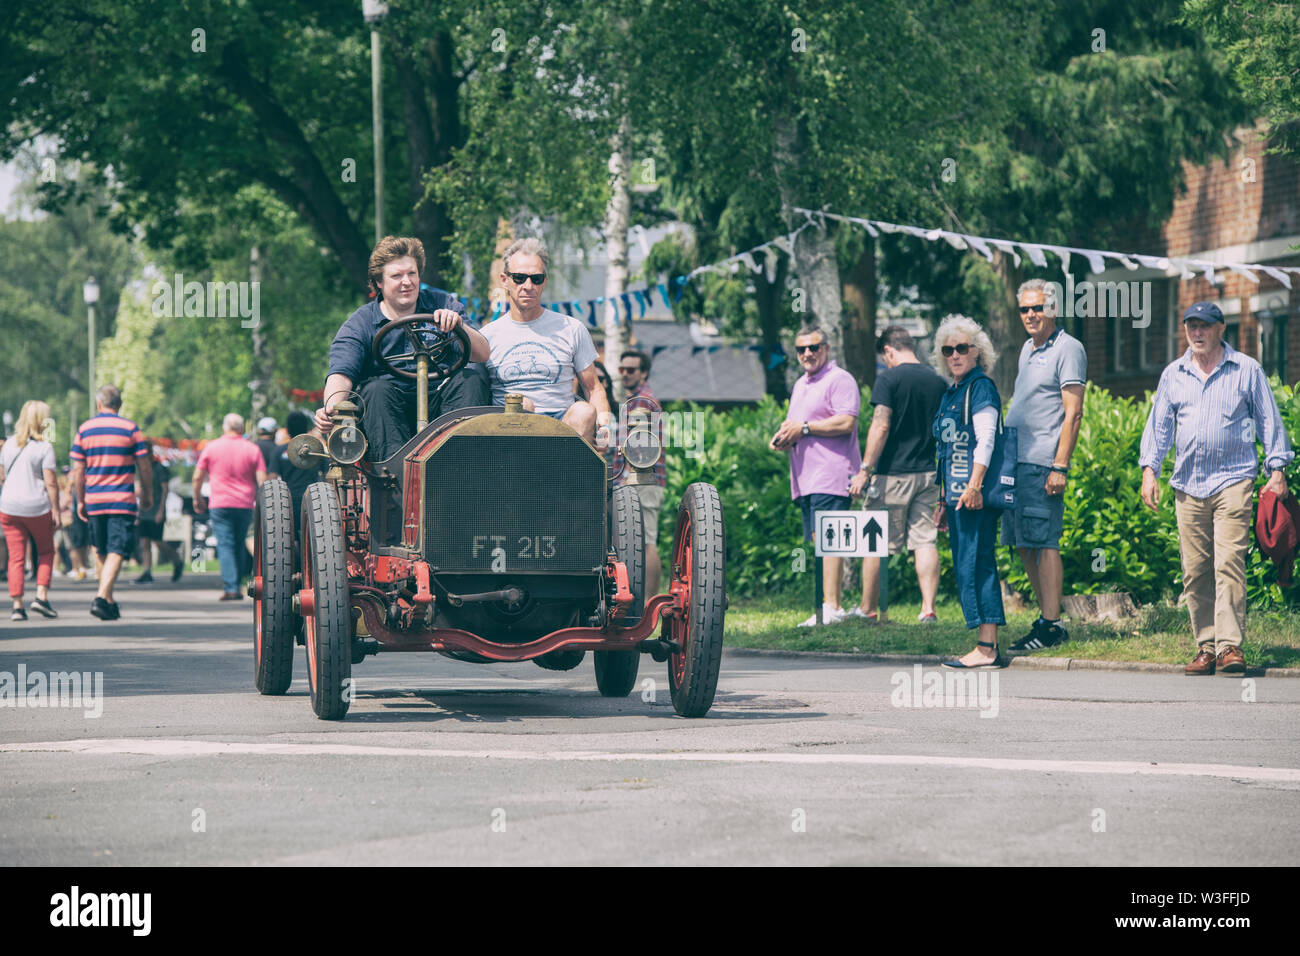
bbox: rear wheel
[596,485,644,697]
[301,482,352,720]
[253,479,294,695]
[667,483,725,718]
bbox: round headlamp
[622,417,661,470]
[326,423,368,465]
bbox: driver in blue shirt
[315,236,491,461]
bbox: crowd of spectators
[774,282,1293,675]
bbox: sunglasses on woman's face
[940,343,972,357]
[508,272,547,286]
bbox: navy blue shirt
[327,287,466,393]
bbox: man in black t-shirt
[848,326,948,623]
[274,411,325,537]
[255,418,280,472]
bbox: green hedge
[660,378,1300,609]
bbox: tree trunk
[217,42,371,293]
[841,236,877,388]
[248,244,271,422]
[754,255,789,401]
[603,116,632,402]
[790,223,845,362]
[987,250,1026,399]
[394,32,462,288]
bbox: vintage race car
[250,314,726,720]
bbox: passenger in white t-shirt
[0,400,61,620]
[481,237,611,448]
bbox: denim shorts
[1000,462,1065,549]
[799,493,851,543]
[89,513,137,559]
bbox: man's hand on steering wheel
[371,313,472,382]
[428,308,465,334]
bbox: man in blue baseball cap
[1140,300,1293,675]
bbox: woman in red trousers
[0,401,60,620]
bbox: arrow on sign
[863,516,883,552]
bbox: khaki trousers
[1173,479,1252,652]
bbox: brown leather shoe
[1216,645,1246,673]
[1185,648,1216,675]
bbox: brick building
[1077,124,1300,398]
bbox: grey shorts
[862,471,939,553]
[633,484,666,550]
[1001,462,1065,549]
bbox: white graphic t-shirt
[481,309,599,413]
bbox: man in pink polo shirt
[193,413,267,600]
[770,323,862,626]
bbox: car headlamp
[326,423,368,465]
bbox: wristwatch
[858,463,874,476]
[1050,464,1069,476]
[801,421,811,437]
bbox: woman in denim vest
[931,315,1006,668]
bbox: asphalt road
[2,576,1297,866]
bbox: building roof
[606,317,766,404]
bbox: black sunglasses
[508,272,546,285]
[940,343,972,356]
[796,344,823,354]
[618,366,642,374]
[1019,304,1046,314]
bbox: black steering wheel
[372,313,472,382]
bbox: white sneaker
[797,604,848,627]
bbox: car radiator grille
[422,434,607,573]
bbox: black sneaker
[1010,617,1068,652]
[30,597,57,619]
[90,597,117,621]
[171,560,184,582]
[10,607,26,621]
[135,570,154,584]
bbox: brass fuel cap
[504,394,526,414]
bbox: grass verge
[725,595,1300,669]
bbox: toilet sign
[814,510,888,557]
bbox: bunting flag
[796,208,1300,289]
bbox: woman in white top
[0,401,60,620]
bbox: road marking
[3,738,1298,783]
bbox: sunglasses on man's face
[940,343,972,357]
[618,366,642,374]
[508,272,547,286]
[1019,304,1046,314]
[796,343,823,354]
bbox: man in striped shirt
[611,350,667,594]
[70,385,154,621]
[1140,301,1293,675]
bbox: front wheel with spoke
[667,483,726,718]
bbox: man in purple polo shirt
[770,323,861,626]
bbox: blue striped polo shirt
[1139,342,1294,497]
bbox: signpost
[811,510,888,624]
